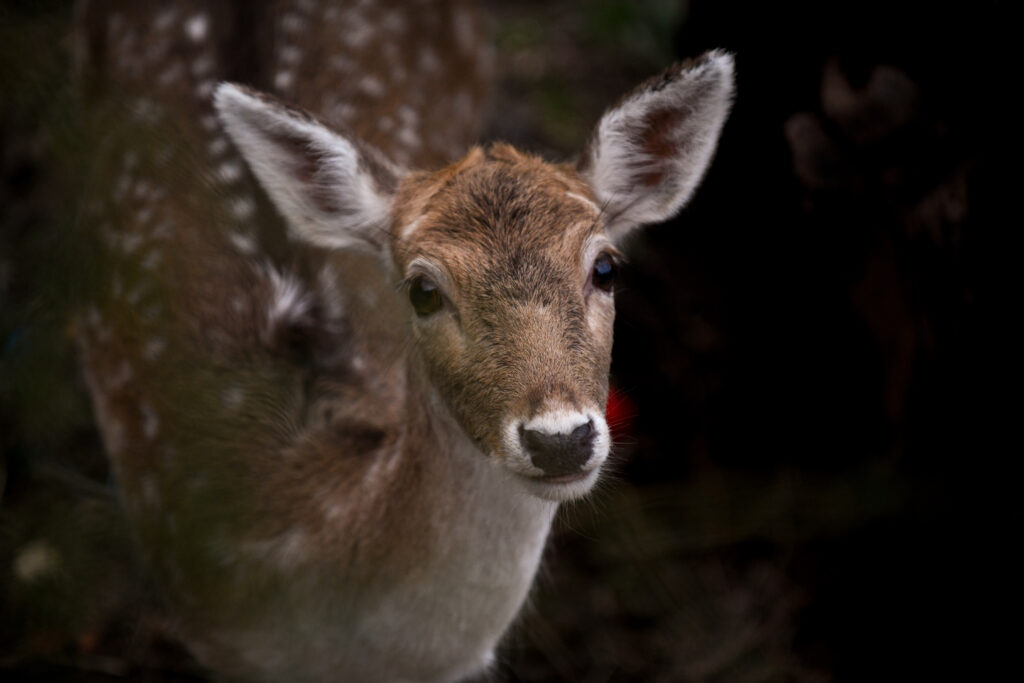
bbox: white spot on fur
[144,337,167,360]
[346,21,374,49]
[140,401,160,439]
[130,98,160,123]
[120,232,145,254]
[453,9,476,53]
[281,13,306,34]
[217,160,244,183]
[322,501,346,523]
[222,385,245,411]
[397,105,418,127]
[244,530,311,570]
[397,127,420,149]
[381,10,407,34]
[400,216,424,239]
[229,196,256,221]
[274,70,294,92]
[279,45,302,64]
[13,540,59,583]
[329,100,356,123]
[419,48,441,74]
[229,231,257,254]
[131,178,150,199]
[358,76,385,98]
[138,248,160,270]
[184,13,209,43]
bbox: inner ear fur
[214,83,401,256]
[577,50,735,241]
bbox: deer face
[215,51,734,502]
[390,147,619,498]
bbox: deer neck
[401,358,559,560]
[356,360,558,666]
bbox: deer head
[214,51,734,502]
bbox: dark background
[1,1,1011,680]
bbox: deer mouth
[515,466,602,502]
[534,471,590,484]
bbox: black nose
[520,420,595,477]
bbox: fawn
[74,2,733,681]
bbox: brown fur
[390,145,615,458]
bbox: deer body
[75,2,733,680]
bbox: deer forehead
[391,147,602,281]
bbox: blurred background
[1,0,1009,680]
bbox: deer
[72,1,733,681]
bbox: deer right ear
[214,83,401,256]
[577,51,735,242]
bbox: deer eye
[409,275,444,316]
[591,253,617,293]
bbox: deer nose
[519,419,595,477]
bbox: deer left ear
[577,51,735,241]
[214,83,401,257]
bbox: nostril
[571,420,592,441]
[520,427,547,455]
[519,419,596,477]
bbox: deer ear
[214,83,401,255]
[577,51,735,241]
